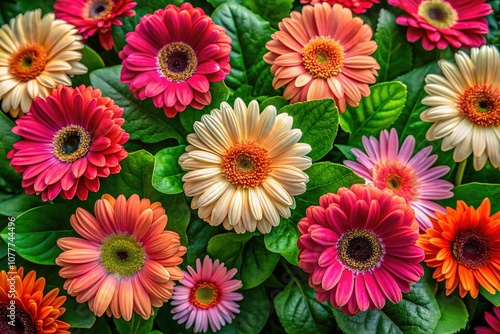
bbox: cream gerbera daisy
[0,9,87,117]
[179,98,312,234]
[421,45,500,170]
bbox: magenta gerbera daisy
[171,255,243,333]
[119,3,232,118]
[388,0,492,50]
[297,184,425,315]
[343,128,453,230]
[54,0,137,51]
[7,85,129,201]
[476,307,500,334]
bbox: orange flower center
[0,302,36,334]
[52,125,92,163]
[302,37,344,79]
[337,228,384,273]
[452,230,491,270]
[190,282,220,310]
[459,84,500,126]
[85,0,113,20]
[417,0,458,29]
[372,161,416,202]
[157,42,198,82]
[222,141,271,188]
[8,44,47,82]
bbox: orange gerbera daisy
[0,267,70,333]
[418,198,500,298]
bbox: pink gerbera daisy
[343,128,453,230]
[171,255,243,333]
[119,3,232,118]
[299,0,379,14]
[7,85,129,201]
[54,0,137,50]
[297,184,425,315]
[476,307,500,334]
[388,0,492,50]
[56,194,187,321]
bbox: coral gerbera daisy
[343,128,454,230]
[418,198,500,298]
[297,183,424,315]
[421,45,500,171]
[54,0,137,51]
[7,85,129,201]
[388,0,492,50]
[263,3,379,113]
[119,3,231,118]
[171,255,243,333]
[299,0,379,14]
[55,194,187,321]
[179,98,312,234]
[0,267,70,333]
[475,307,500,334]
[0,9,87,117]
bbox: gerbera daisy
[7,85,129,201]
[475,307,500,334]
[388,0,492,50]
[297,183,424,315]
[179,98,312,234]
[0,9,87,117]
[119,3,231,118]
[299,0,379,14]
[0,267,70,333]
[56,194,187,320]
[171,255,243,333]
[343,128,453,230]
[263,3,379,113]
[418,198,500,298]
[420,45,500,171]
[54,0,137,51]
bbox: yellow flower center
[52,125,92,163]
[9,44,47,82]
[0,302,36,334]
[85,0,113,20]
[222,141,271,188]
[372,161,417,202]
[190,282,221,309]
[100,235,146,277]
[452,230,491,270]
[459,84,500,126]
[302,37,344,79]
[337,228,385,273]
[417,0,458,29]
[157,42,198,82]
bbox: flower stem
[455,160,467,186]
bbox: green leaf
[207,233,253,270]
[434,292,468,334]
[341,82,407,147]
[185,219,223,267]
[0,112,21,192]
[373,9,412,82]
[259,96,289,112]
[438,183,500,213]
[18,0,54,14]
[480,286,500,306]
[152,145,186,195]
[114,310,157,334]
[0,1,20,26]
[89,65,185,144]
[72,316,111,333]
[239,237,280,289]
[275,282,335,334]
[71,45,105,87]
[236,285,270,334]
[279,99,339,161]
[162,194,190,247]
[0,193,45,217]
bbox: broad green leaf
[18,0,54,14]
[264,216,301,265]
[0,112,21,192]
[236,285,270,334]
[341,82,407,146]
[72,316,111,333]
[275,282,335,334]
[207,233,253,271]
[162,193,190,247]
[239,236,280,289]
[434,292,468,334]
[155,302,194,334]
[89,65,185,144]
[71,45,105,87]
[334,144,357,161]
[480,286,500,306]
[185,219,224,267]
[259,96,289,112]
[0,193,45,217]
[152,145,186,195]
[114,309,157,334]
[279,99,339,162]
[373,9,412,82]
[438,183,500,213]
[0,1,20,25]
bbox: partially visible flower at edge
[299,0,380,14]
[475,307,500,334]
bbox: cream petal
[221,103,240,142]
[255,187,280,226]
[196,179,231,207]
[438,60,467,92]
[420,105,460,121]
[227,189,243,227]
[248,187,263,220]
[267,129,303,159]
[452,134,472,162]
[471,125,486,156]
[262,177,293,206]
[246,100,260,142]
[473,151,488,171]
[256,105,277,140]
[210,184,236,225]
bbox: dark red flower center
[337,228,384,273]
[52,125,92,163]
[459,84,500,126]
[222,141,271,188]
[417,0,458,29]
[8,44,47,82]
[157,42,198,82]
[190,282,220,310]
[452,230,491,269]
[0,302,36,334]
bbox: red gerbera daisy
[299,0,379,14]
[119,3,232,118]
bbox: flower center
[337,228,385,273]
[302,37,344,79]
[8,44,47,82]
[222,141,271,188]
[190,282,221,310]
[52,125,92,163]
[452,230,491,270]
[372,161,416,202]
[417,0,458,29]
[459,84,500,126]
[0,302,36,334]
[100,235,146,277]
[86,0,113,20]
[157,42,198,82]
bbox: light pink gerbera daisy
[56,194,187,321]
[7,85,129,201]
[476,307,500,334]
[299,0,379,14]
[343,128,453,230]
[119,3,232,118]
[297,184,425,315]
[263,3,379,113]
[171,255,243,333]
[54,0,136,51]
[388,0,492,50]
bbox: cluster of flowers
[0,0,499,333]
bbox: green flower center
[100,235,146,277]
[337,228,384,273]
[418,0,458,29]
